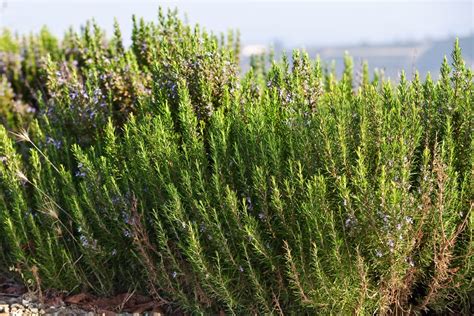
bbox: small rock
[29,307,39,314]
[11,303,23,311]
[0,303,9,313]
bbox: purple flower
[246,196,253,211]
[46,137,62,149]
[88,110,96,119]
[111,195,121,206]
[345,215,357,229]
[75,162,86,177]
[239,266,244,272]
[375,249,383,257]
[80,235,88,247]
[172,271,177,279]
[122,211,131,224]
[387,239,395,251]
[94,88,102,96]
[79,235,97,249]
[380,212,390,224]
[70,91,78,100]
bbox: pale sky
[1,0,472,46]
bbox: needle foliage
[0,8,472,314]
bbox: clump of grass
[0,8,472,314]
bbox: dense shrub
[0,9,472,314]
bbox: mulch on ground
[0,275,167,315]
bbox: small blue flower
[75,163,86,177]
[70,91,79,100]
[111,195,121,206]
[345,215,357,229]
[80,235,88,247]
[46,137,62,149]
[387,239,394,251]
[246,196,253,211]
[122,211,131,224]
[123,229,132,238]
[75,171,86,177]
[381,213,389,224]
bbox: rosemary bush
[0,9,472,314]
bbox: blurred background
[1,0,473,79]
